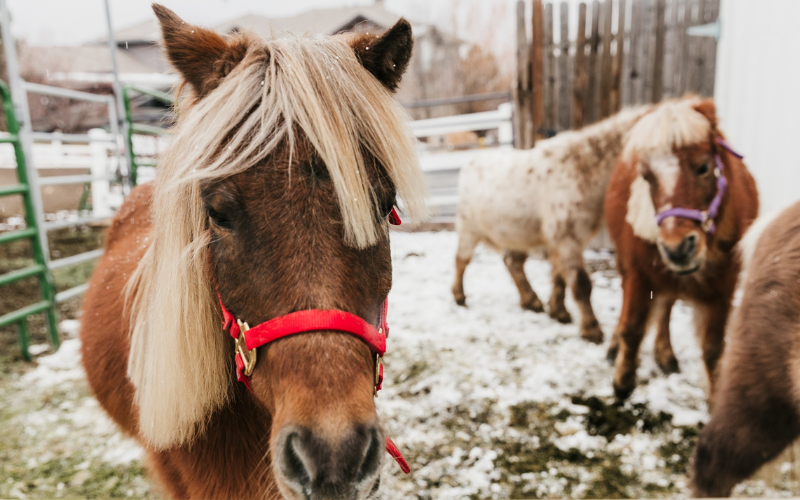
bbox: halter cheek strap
[654,138,743,235]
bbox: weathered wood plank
[586,0,601,123]
[514,0,533,148]
[531,0,545,139]
[652,0,667,101]
[573,2,588,128]
[610,0,626,112]
[626,0,642,105]
[701,0,719,96]
[598,0,614,119]
[683,0,699,95]
[639,0,656,103]
[662,0,678,97]
[544,2,556,134]
[558,1,571,130]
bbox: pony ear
[350,18,413,92]
[693,98,719,129]
[152,4,248,97]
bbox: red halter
[217,207,409,474]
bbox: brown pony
[692,201,800,497]
[79,6,427,500]
[604,97,758,400]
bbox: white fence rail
[1,104,515,224]
[411,103,513,222]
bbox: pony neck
[570,105,653,170]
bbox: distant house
[81,1,464,108]
[22,1,470,129]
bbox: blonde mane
[622,96,711,161]
[126,32,428,448]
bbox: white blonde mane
[622,97,710,162]
[624,97,711,241]
[126,32,428,448]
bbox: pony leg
[502,250,544,312]
[653,296,679,374]
[452,231,478,306]
[547,264,572,324]
[555,242,603,343]
[695,301,731,403]
[692,381,800,497]
[612,275,651,399]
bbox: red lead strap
[218,295,408,474]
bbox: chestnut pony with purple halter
[654,138,744,235]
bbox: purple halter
[654,138,743,235]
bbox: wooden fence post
[558,1,571,131]
[544,3,556,134]
[598,0,614,119]
[514,0,533,149]
[531,0,545,139]
[652,0,667,102]
[683,0,699,95]
[610,0,626,112]
[573,2,587,128]
[586,0,600,123]
[701,0,720,96]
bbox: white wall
[715,0,800,213]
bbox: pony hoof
[522,298,545,313]
[613,382,635,401]
[580,323,604,344]
[606,345,619,365]
[549,309,572,324]
[657,355,680,375]
[454,296,466,306]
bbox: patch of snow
[59,319,81,337]
[377,231,712,498]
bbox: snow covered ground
[2,230,797,499]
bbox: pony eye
[696,163,710,176]
[207,207,233,230]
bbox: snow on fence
[411,103,513,222]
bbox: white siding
[715,0,800,213]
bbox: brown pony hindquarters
[692,202,800,497]
[80,184,274,498]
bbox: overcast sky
[6,0,509,46]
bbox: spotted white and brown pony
[79,6,427,500]
[605,97,758,400]
[452,106,650,342]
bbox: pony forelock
[126,32,428,448]
[622,97,711,162]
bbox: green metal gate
[0,81,59,360]
[123,84,173,186]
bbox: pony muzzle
[657,229,705,274]
[273,421,385,500]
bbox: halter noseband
[654,138,743,235]
[217,206,409,474]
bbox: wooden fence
[515,0,720,147]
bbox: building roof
[97,2,405,46]
[23,45,157,75]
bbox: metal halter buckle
[234,319,257,376]
[373,353,383,397]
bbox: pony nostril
[681,234,698,256]
[357,427,383,484]
[281,432,312,491]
